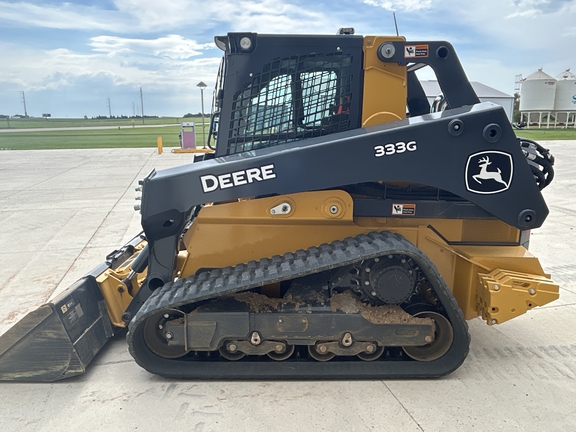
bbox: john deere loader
[0,29,558,381]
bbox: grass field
[0,127,181,150]
[0,117,211,150]
[0,116,188,129]
[513,128,576,141]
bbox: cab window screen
[226,53,353,155]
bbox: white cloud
[396,1,574,64]
[363,0,433,12]
[0,1,131,31]
[506,9,540,18]
[112,0,217,32]
[0,0,334,34]
[89,35,212,60]
[0,40,221,92]
[506,0,574,17]
[112,0,334,34]
[217,0,331,33]
[0,0,216,32]
[509,0,574,15]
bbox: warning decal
[392,203,416,216]
[60,299,75,315]
[404,45,429,58]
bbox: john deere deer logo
[472,156,508,186]
[465,151,513,194]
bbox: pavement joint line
[45,151,155,302]
[1,158,92,200]
[91,359,135,367]
[381,381,425,431]
[541,302,576,309]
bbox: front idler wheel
[402,311,454,361]
[143,310,187,359]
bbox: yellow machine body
[96,190,558,327]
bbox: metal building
[420,80,514,120]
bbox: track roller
[267,344,295,361]
[357,344,385,361]
[219,342,246,361]
[308,343,336,362]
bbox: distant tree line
[183,113,203,118]
[513,92,521,123]
[1,114,28,118]
[86,115,160,119]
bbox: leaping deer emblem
[472,156,508,186]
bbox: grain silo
[519,69,557,128]
[553,69,576,128]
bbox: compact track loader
[0,30,558,381]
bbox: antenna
[393,13,399,36]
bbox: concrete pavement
[0,144,575,431]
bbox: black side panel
[0,277,113,382]
[141,103,547,234]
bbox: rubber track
[127,231,470,379]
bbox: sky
[0,0,575,118]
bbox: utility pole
[21,91,28,117]
[196,81,207,147]
[107,98,112,118]
[140,87,145,124]
[132,102,136,117]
